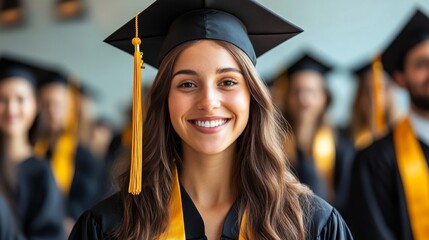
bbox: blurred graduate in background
[0,55,65,239]
[347,9,429,240]
[273,53,355,214]
[32,67,107,235]
[344,59,400,150]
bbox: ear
[393,70,407,88]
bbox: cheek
[227,91,250,121]
[168,92,189,127]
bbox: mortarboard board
[104,0,303,195]
[381,9,429,77]
[286,53,332,79]
[105,0,303,68]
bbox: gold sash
[312,126,336,195]
[393,117,429,239]
[354,128,373,150]
[34,133,77,195]
[160,169,246,239]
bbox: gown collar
[180,184,240,240]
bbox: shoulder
[19,156,52,179]
[305,195,353,239]
[354,132,396,171]
[70,193,123,238]
[74,144,103,170]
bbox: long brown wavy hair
[112,40,312,240]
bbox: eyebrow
[216,67,242,75]
[172,67,242,78]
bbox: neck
[2,134,32,163]
[411,105,429,121]
[39,128,62,145]
[294,118,319,156]
[180,143,237,208]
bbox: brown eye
[178,82,197,88]
[219,79,237,87]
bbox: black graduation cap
[286,53,332,79]
[381,9,429,77]
[37,68,69,90]
[104,0,303,68]
[0,55,44,88]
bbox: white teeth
[194,119,228,128]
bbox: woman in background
[0,56,65,239]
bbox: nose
[297,90,311,107]
[6,100,19,116]
[197,85,221,111]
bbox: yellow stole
[34,133,77,195]
[312,126,336,196]
[159,169,247,239]
[393,117,429,239]
[354,128,373,150]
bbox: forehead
[288,70,325,88]
[173,40,240,71]
[406,39,429,60]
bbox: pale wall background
[1,0,429,128]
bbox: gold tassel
[128,13,143,195]
[371,54,386,136]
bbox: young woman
[278,53,356,215]
[70,1,353,239]
[0,56,65,239]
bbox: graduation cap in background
[104,0,303,195]
[0,0,23,27]
[0,54,52,88]
[381,9,429,78]
[285,53,333,79]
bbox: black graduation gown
[46,144,107,220]
[294,149,329,200]
[294,131,355,214]
[16,156,65,239]
[0,196,19,240]
[346,132,429,240]
[69,187,353,240]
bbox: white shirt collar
[409,110,429,147]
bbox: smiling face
[0,77,37,137]
[168,40,251,155]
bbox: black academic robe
[0,196,19,240]
[16,157,65,239]
[46,144,107,220]
[294,132,355,215]
[69,186,353,240]
[346,132,429,240]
